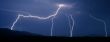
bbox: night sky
[0,0,110,37]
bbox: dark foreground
[0,28,109,41]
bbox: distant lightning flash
[89,14,107,37]
[11,4,67,36]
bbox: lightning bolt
[11,4,66,36]
[70,15,75,37]
[89,14,107,37]
[66,15,75,37]
[51,17,54,36]
[67,15,72,37]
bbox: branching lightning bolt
[11,4,66,36]
[67,15,75,37]
[70,15,75,37]
[89,14,107,37]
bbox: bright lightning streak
[51,17,54,36]
[11,14,22,30]
[70,15,75,37]
[21,6,62,19]
[68,15,72,33]
[11,4,66,36]
[89,14,107,37]
[67,15,75,37]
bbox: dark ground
[0,28,109,41]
